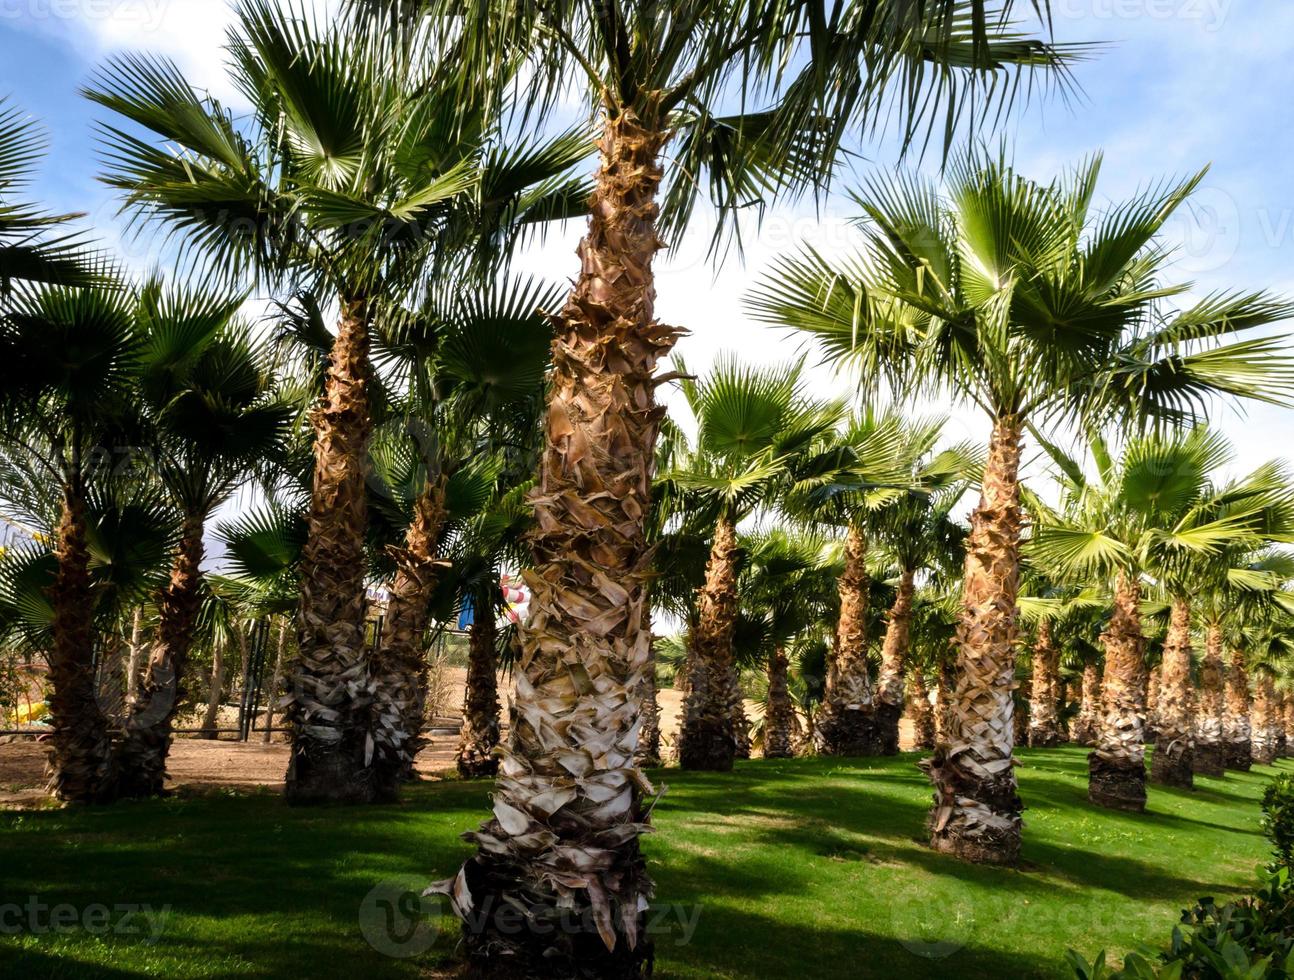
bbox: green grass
[0,747,1283,979]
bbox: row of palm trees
[2,1,1293,976]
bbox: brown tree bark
[1282,692,1294,758]
[764,645,795,759]
[433,108,676,978]
[1151,597,1194,788]
[1088,571,1146,812]
[1014,666,1032,746]
[456,604,500,779]
[1071,663,1101,747]
[875,568,916,755]
[1253,677,1278,765]
[371,478,448,790]
[115,516,205,797]
[908,669,936,751]
[200,632,226,739]
[284,297,379,805]
[816,523,885,756]
[1145,663,1162,741]
[679,514,741,771]
[1223,646,1251,771]
[634,599,662,768]
[935,657,956,744]
[922,416,1024,866]
[1028,618,1063,747]
[1193,623,1226,777]
[124,606,145,708]
[45,482,114,803]
[262,618,289,744]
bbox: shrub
[1263,776,1294,875]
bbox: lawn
[0,747,1282,979]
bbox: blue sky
[2,0,1292,483]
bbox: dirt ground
[0,670,910,808]
[0,674,730,808]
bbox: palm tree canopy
[749,151,1294,427]
[369,1,1080,250]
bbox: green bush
[1069,777,1294,979]
[1263,776,1294,875]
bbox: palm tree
[736,530,837,759]
[114,281,288,798]
[663,357,844,771]
[0,98,102,301]
[0,282,145,802]
[1017,580,1104,748]
[410,1,1074,964]
[866,424,975,753]
[86,1,586,804]
[752,152,1294,863]
[1030,428,1279,807]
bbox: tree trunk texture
[1192,624,1226,777]
[679,514,741,772]
[1071,663,1101,747]
[456,606,501,779]
[1278,688,1288,756]
[262,618,289,744]
[921,416,1024,866]
[1145,664,1161,742]
[1088,571,1146,813]
[200,634,226,739]
[114,518,205,797]
[875,568,915,755]
[1014,668,1032,746]
[1253,677,1278,765]
[371,478,449,790]
[1028,618,1063,747]
[731,664,752,760]
[284,297,380,805]
[635,601,662,768]
[1223,646,1251,771]
[935,658,956,745]
[45,482,114,803]
[816,524,885,756]
[433,108,676,979]
[764,646,796,759]
[1151,597,1194,788]
[125,606,146,708]
[908,671,936,751]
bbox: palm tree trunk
[816,523,884,756]
[456,602,501,779]
[875,568,916,755]
[285,296,377,805]
[370,478,449,793]
[764,645,795,759]
[635,601,662,768]
[262,618,288,744]
[1071,663,1101,747]
[1278,688,1288,756]
[1223,647,1251,771]
[433,106,674,978]
[125,606,145,708]
[1088,571,1146,812]
[1151,596,1194,788]
[1028,619,1063,747]
[1145,664,1161,741]
[1014,665,1032,746]
[679,514,741,771]
[200,633,226,739]
[935,658,956,744]
[922,415,1024,866]
[46,480,114,803]
[731,664,752,760]
[1193,623,1226,777]
[1253,677,1278,765]
[115,515,205,798]
[908,669,936,751]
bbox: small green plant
[1263,776,1294,875]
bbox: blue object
[457,596,475,630]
